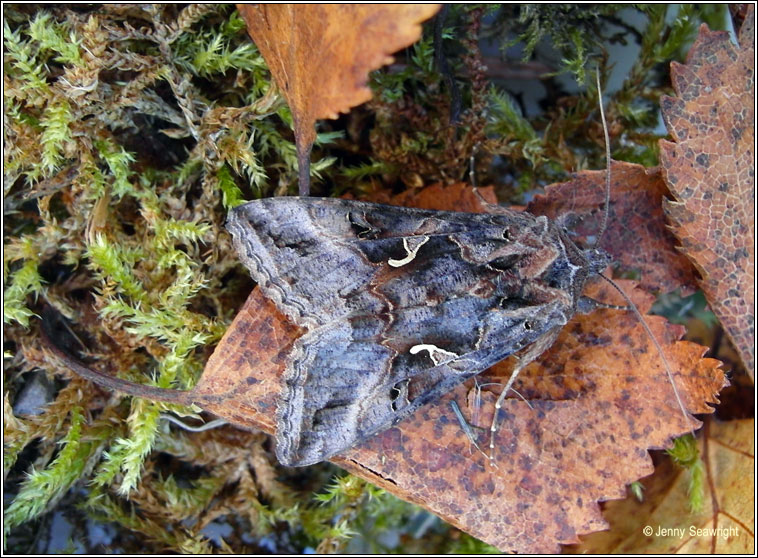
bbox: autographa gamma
[227,196,613,466]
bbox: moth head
[583,248,612,275]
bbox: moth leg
[450,400,487,459]
[488,326,562,466]
[459,381,534,462]
[473,380,533,424]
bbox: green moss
[216,164,245,209]
[4,407,109,537]
[40,100,75,174]
[4,258,44,327]
[667,434,706,513]
[27,12,84,67]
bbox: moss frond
[448,533,502,554]
[3,259,44,327]
[27,12,83,67]
[85,489,213,552]
[116,399,162,495]
[40,100,74,175]
[94,140,137,199]
[667,434,705,513]
[174,9,266,79]
[486,88,545,167]
[86,235,147,302]
[4,408,93,535]
[341,160,391,182]
[3,21,50,96]
[216,164,245,208]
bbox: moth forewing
[227,197,615,466]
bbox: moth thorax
[583,247,612,275]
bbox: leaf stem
[41,328,194,407]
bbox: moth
[226,197,612,466]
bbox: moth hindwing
[227,197,610,466]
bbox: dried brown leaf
[659,8,755,376]
[192,293,303,431]
[349,181,498,212]
[527,160,698,295]
[237,4,440,192]
[566,418,754,554]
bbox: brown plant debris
[659,7,755,377]
[237,4,440,194]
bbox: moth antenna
[595,67,612,247]
[598,274,696,434]
[472,185,491,208]
[582,297,631,311]
[593,70,692,432]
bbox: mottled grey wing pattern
[228,198,529,327]
[227,197,583,466]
